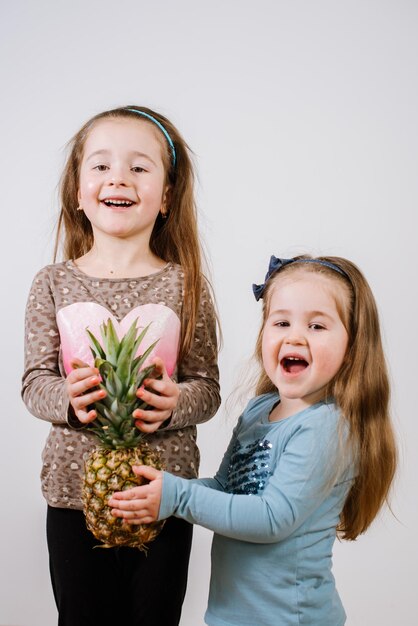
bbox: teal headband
[126,108,176,167]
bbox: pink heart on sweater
[57,302,180,377]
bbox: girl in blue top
[109,254,397,626]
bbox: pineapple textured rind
[83,446,165,550]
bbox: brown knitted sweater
[22,260,220,509]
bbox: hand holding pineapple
[66,358,106,424]
[133,356,180,433]
[109,465,163,524]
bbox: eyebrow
[269,309,334,319]
[85,149,157,166]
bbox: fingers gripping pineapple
[82,318,165,550]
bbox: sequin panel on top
[226,439,273,495]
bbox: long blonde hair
[254,255,397,540]
[54,105,206,361]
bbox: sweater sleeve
[163,277,220,430]
[158,412,350,543]
[21,267,73,425]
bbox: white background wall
[1,1,417,624]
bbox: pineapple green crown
[86,318,158,449]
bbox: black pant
[47,506,193,626]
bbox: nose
[284,329,307,346]
[108,165,129,186]
[109,175,127,187]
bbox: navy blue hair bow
[252,255,348,301]
[252,256,294,301]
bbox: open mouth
[101,199,135,208]
[281,356,309,374]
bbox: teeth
[103,199,133,206]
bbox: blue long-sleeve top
[159,393,355,626]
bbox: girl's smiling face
[261,270,349,417]
[77,118,169,242]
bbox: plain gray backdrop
[1,1,416,624]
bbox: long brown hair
[254,255,397,540]
[54,105,206,361]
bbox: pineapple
[82,318,165,550]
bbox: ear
[161,185,172,215]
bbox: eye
[309,323,326,331]
[131,166,146,173]
[93,164,109,172]
[274,321,290,327]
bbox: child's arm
[110,411,353,543]
[21,267,100,426]
[109,416,239,519]
[152,278,221,430]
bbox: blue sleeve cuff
[158,471,182,520]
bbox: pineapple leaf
[86,328,106,360]
[93,357,107,368]
[117,319,141,360]
[110,398,119,416]
[100,320,108,352]
[116,354,134,389]
[102,368,123,398]
[124,428,139,442]
[91,417,111,431]
[86,425,103,438]
[104,368,116,396]
[131,323,153,356]
[103,319,120,366]
[112,371,124,398]
[115,322,151,382]
[136,363,158,387]
[126,381,138,404]
[131,341,159,379]
[95,402,122,427]
[96,360,114,381]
